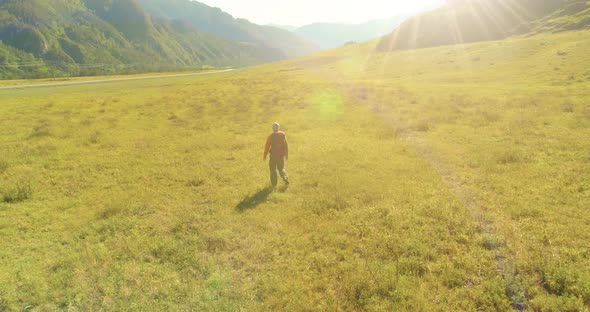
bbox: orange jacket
[264,131,288,159]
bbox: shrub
[496,149,524,165]
[482,236,504,250]
[2,184,32,203]
[97,205,124,219]
[541,266,589,300]
[397,257,428,277]
[414,120,430,132]
[443,267,467,288]
[186,178,205,187]
[562,101,574,113]
[529,295,586,312]
[0,295,7,312]
[88,131,100,144]
[30,122,51,138]
[480,111,501,123]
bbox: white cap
[272,122,280,131]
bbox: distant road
[0,69,235,90]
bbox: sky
[198,0,444,26]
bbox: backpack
[270,132,286,156]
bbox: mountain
[293,16,408,49]
[267,24,298,32]
[137,0,320,59]
[0,0,315,79]
[377,0,590,51]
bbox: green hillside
[0,0,291,79]
[378,0,589,51]
[533,1,590,32]
[0,26,589,310]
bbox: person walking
[264,122,289,187]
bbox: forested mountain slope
[0,0,306,78]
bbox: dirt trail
[401,129,528,310]
[337,81,528,309]
[0,69,234,90]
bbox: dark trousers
[269,154,288,186]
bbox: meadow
[0,30,589,311]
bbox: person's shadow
[236,186,274,211]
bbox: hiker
[264,122,289,187]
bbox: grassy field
[0,30,589,311]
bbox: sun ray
[483,0,533,35]
[472,0,512,39]
[446,8,467,45]
[444,4,478,84]
[465,1,494,40]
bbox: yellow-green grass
[0,30,589,311]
